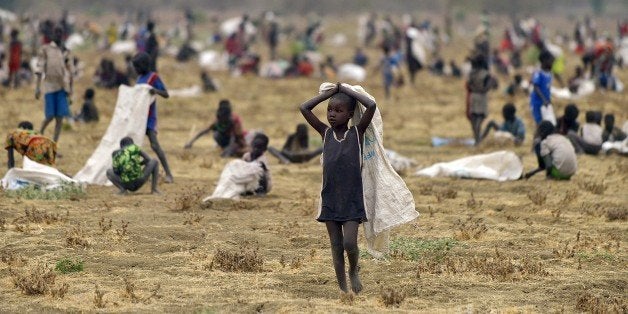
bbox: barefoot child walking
[300,82,377,294]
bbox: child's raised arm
[299,87,337,137]
[339,84,377,136]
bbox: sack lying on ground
[2,157,77,190]
[415,150,523,181]
[203,159,264,201]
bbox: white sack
[415,150,523,181]
[65,34,85,50]
[199,50,229,71]
[2,157,76,190]
[319,82,419,258]
[169,85,202,98]
[110,40,136,54]
[385,149,416,173]
[203,159,263,201]
[337,64,366,82]
[551,80,595,99]
[220,17,256,36]
[73,84,153,185]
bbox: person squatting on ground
[35,26,75,143]
[481,103,526,146]
[465,54,498,145]
[5,121,57,169]
[242,133,272,196]
[566,110,603,155]
[184,99,248,158]
[74,88,99,123]
[525,121,577,180]
[268,123,323,164]
[132,52,174,183]
[556,103,580,136]
[300,82,377,294]
[106,137,160,195]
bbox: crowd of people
[0,7,626,297]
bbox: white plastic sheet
[415,151,523,181]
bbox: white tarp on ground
[73,84,153,185]
[415,151,523,181]
[202,159,263,201]
[319,82,419,258]
[1,157,76,190]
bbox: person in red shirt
[8,29,22,88]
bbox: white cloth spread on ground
[73,84,153,185]
[319,82,419,258]
[551,80,595,100]
[2,157,76,190]
[415,151,523,181]
[202,159,264,201]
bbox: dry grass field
[0,13,626,313]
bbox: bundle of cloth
[202,159,265,201]
[319,82,419,258]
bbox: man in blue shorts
[35,26,74,143]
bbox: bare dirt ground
[0,14,627,313]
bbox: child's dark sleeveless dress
[317,126,367,223]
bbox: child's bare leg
[106,169,127,194]
[53,117,63,142]
[40,117,53,135]
[147,130,173,182]
[138,159,160,194]
[343,221,362,294]
[325,221,348,293]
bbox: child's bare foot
[151,189,161,195]
[164,175,174,184]
[349,269,363,294]
[116,189,127,195]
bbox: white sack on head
[203,159,263,201]
[415,150,523,181]
[319,82,419,258]
[337,64,366,82]
[2,157,77,190]
[74,84,153,185]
